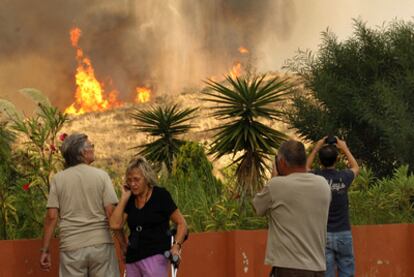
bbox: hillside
[62,86,294,176]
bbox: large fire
[64,30,247,114]
[65,27,151,115]
[65,27,122,115]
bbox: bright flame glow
[135,87,151,103]
[238,46,249,54]
[64,27,122,115]
[229,62,242,79]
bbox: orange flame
[65,27,122,115]
[70,28,81,47]
[229,62,242,79]
[135,87,151,103]
[238,46,249,54]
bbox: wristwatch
[173,241,182,249]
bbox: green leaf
[19,88,51,107]
[202,74,291,198]
[130,104,198,171]
[0,99,23,120]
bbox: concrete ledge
[0,224,412,276]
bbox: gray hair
[126,156,157,187]
[278,140,307,167]
[60,133,88,168]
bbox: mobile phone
[123,184,131,191]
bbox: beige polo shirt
[253,172,331,271]
[47,164,119,251]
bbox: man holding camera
[306,136,359,277]
[253,140,331,277]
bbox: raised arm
[109,186,130,259]
[306,137,327,171]
[336,138,360,176]
[109,187,130,230]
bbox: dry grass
[61,75,297,177]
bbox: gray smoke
[0,0,296,111]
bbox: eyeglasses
[84,143,95,150]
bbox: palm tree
[130,104,197,171]
[203,74,292,199]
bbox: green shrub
[285,19,414,176]
[0,90,67,239]
[350,165,414,225]
[161,142,266,232]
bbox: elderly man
[39,133,120,277]
[253,140,331,277]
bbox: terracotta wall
[0,224,412,277]
[352,224,414,277]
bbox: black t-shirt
[313,169,355,232]
[124,186,177,263]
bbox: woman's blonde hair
[126,156,157,187]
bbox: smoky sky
[0,0,296,111]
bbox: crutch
[164,228,189,277]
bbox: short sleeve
[102,173,119,206]
[47,178,59,208]
[252,185,272,216]
[124,196,135,215]
[341,169,355,188]
[160,188,177,217]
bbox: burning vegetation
[64,27,250,116]
[65,27,152,115]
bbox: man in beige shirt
[39,133,120,277]
[253,140,331,277]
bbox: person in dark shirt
[306,137,359,277]
[110,157,187,277]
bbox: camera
[325,135,337,145]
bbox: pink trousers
[125,254,168,277]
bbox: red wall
[0,224,412,277]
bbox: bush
[161,142,266,232]
[0,122,19,239]
[0,90,67,239]
[285,19,414,176]
[350,165,414,225]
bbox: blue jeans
[325,231,355,277]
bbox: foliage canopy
[285,19,414,176]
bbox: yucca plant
[131,104,197,171]
[203,74,292,200]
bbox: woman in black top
[110,157,187,277]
